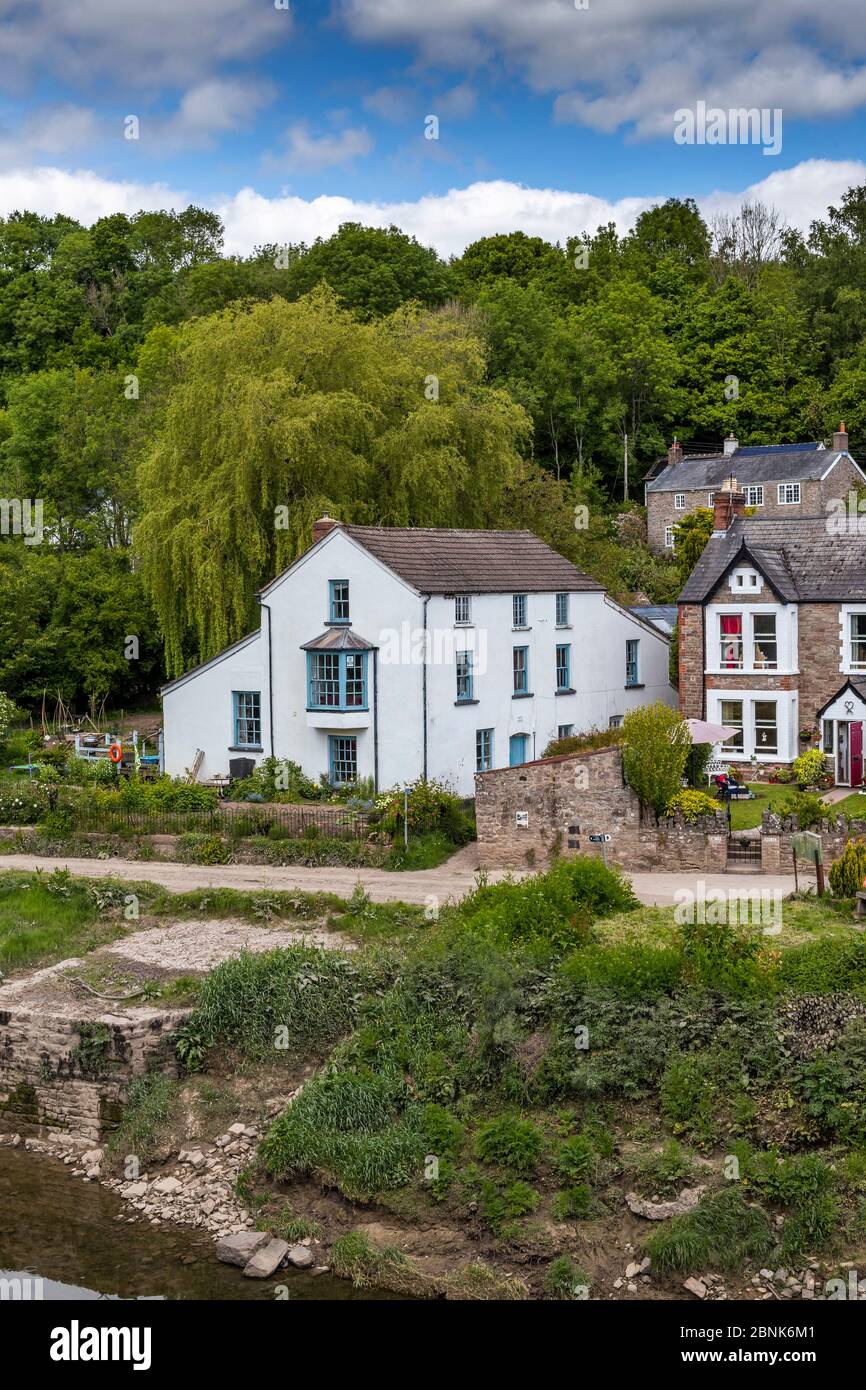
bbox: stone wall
[0,959,189,1143]
[760,811,862,876]
[474,745,728,871]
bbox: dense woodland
[0,190,865,707]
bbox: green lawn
[726,782,796,831]
[828,793,866,821]
[0,871,125,973]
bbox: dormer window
[329,580,350,623]
[778,483,800,505]
[729,567,762,594]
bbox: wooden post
[792,847,798,894]
[816,858,825,897]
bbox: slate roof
[339,525,603,594]
[679,516,866,603]
[629,605,678,635]
[300,628,376,651]
[646,443,852,494]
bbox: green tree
[621,702,691,819]
[136,287,533,674]
[673,507,714,580]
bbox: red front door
[852,721,863,788]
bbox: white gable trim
[160,630,260,696]
[820,451,866,483]
[258,526,421,602]
[603,593,670,646]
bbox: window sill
[229,745,263,753]
[555,687,576,696]
[512,691,533,700]
[306,707,369,714]
[555,624,572,630]
[454,622,474,629]
[625,683,644,690]
[512,627,531,633]
[324,620,351,627]
[455,698,479,706]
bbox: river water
[0,1148,387,1301]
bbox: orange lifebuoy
[109,742,122,764]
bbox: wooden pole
[793,848,798,894]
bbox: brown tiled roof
[341,525,601,594]
[679,516,866,602]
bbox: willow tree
[135,287,531,675]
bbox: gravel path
[0,852,797,907]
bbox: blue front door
[509,733,528,767]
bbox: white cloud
[337,0,866,135]
[362,86,415,123]
[0,105,99,167]
[0,0,287,89]
[160,80,276,149]
[0,158,862,257]
[266,122,373,173]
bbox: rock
[243,1238,290,1279]
[229,1123,246,1135]
[626,1186,706,1221]
[627,1282,637,1293]
[286,1244,315,1269]
[613,1278,623,1289]
[153,1177,183,1195]
[216,1231,270,1267]
[81,1148,103,1167]
[639,1257,651,1273]
[242,1127,258,1139]
[625,1262,641,1279]
[684,1277,707,1299]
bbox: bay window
[720,700,743,754]
[752,614,777,669]
[307,651,368,710]
[754,700,778,754]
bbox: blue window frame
[512,593,528,628]
[513,645,529,695]
[509,733,528,767]
[328,735,357,785]
[556,592,569,626]
[329,580,350,623]
[625,639,640,687]
[232,691,261,747]
[456,650,473,702]
[307,651,368,709]
[476,728,493,771]
[556,643,571,691]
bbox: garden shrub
[621,703,691,818]
[562,942,683,997]
[664,789,721,821]
[792,748,828,788]
[461,855,638,955]
[829,838,866,898]
[541,726,623,759]
[776,790,828,829]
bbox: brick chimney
[833,421,849,453]
[712,479,746,534]
[723,433,738,457]
[667,437,683,468]
[312,515,339,545]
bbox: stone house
[678,489,866,787]
[645,425,863,554]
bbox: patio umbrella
[685,717,739,743]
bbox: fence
[59,801,370,841]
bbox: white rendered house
[161,520,676,796]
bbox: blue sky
[1,0,866,255]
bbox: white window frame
[744,485,764,506]
[728,567,763,595]
[841,606,866,673]
[674,492,686,510]
[708,690,796,763]
[707,605,793,676]
[707,492,715,508]
[454,594,472,625]
[778,482,801,505]
[664,525,675,550]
